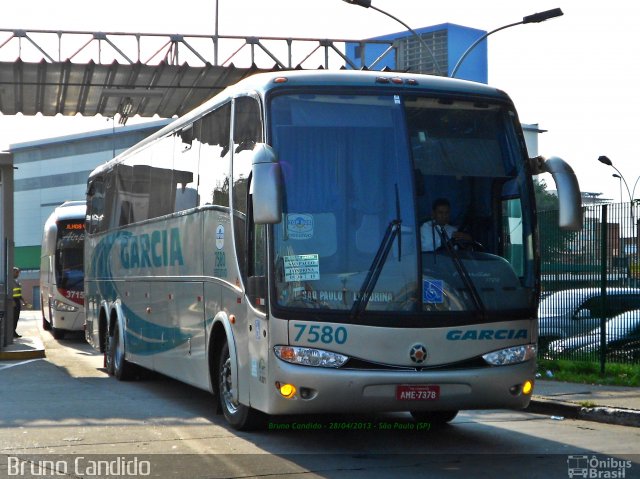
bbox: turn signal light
[277,383,297,399]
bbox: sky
[1,0,638,202]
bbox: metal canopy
[0,28,408,121]
[0,60,277,119]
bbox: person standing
[12,267,26,338]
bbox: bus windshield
[270,92,534,318]
[55,220,85,292]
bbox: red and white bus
[40,201,86,339]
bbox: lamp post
[632,176,640,203]
[342,0,444,75]
[613,174,624,204]
[598,155,637,279]
[598,156,632,203]
[214,0,219,64]
[450,8,564,78]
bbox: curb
[528,398,640,428]
[0,336,46,361]
[0,348,46,360]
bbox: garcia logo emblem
[409,344,428,364]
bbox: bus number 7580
[293,323,348,345]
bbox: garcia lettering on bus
[446,329,528,341]
[120,228,184,269]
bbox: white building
[9,119,170,304]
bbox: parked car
[546,309,640,359]
[538,287,640,350]
[605,338,640,364]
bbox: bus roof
[227,70,507,99]
[52,201,86,222]
[88,70,512,179]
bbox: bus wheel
[217,340,266,430]
[106,321,131,380]
[410,410,458,426]
[52,327,65,340]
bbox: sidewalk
[0,310,46,360]
[528,379,640,427]
[2,311,639,427]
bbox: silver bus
[84,70,581,429]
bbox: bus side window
[233,96,263,153]
[198,103,231,207]
[247,222,267,313]
[86,177,105,235]
[87,174,114,234]
[173,124,199,212]
[232,96,263,286]
[147,135,176,219]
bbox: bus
[84,70,582,430]
[40,200,86,340]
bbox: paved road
[1,316,639,478]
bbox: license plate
[396,385,440,401]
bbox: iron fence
[538,202,640,365]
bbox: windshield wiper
[351,185,402,320]
[436,227,486,317]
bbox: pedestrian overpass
[0,28,438,123]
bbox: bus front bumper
[262,359,536,416]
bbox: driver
[421,198,472,252]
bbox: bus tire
[106,321,132,380]
[41,297,51,330]
[410,410,458,426]
[217,339,266,430]
[52,327,65,340]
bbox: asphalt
[2,311,639,428]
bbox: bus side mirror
[530,156,583,231]
[251,144,282,224]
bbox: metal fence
[538,202,640,365]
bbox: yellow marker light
[279,383,297,399]
[522,380,533,395]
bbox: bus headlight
[482,344,537,366]
[53,300,78,312]
[274,346,348,368]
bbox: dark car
[538,287,640,350]
[546,310,640,360]
[606,338,640,363]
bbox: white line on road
[0,358,43,371]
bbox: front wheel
[51,327,65,340]
[410,410,458,426]
[217,340,266,430]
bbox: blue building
[346,23,487,82]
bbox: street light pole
[599,155,636,280]
[450,8,564,78]
[598,156,632,204]
[632,175,640,203]
[214,0,219,65]
[613,174,624,204]
[342,0,444,75]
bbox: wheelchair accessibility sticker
[423,279,444,304]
